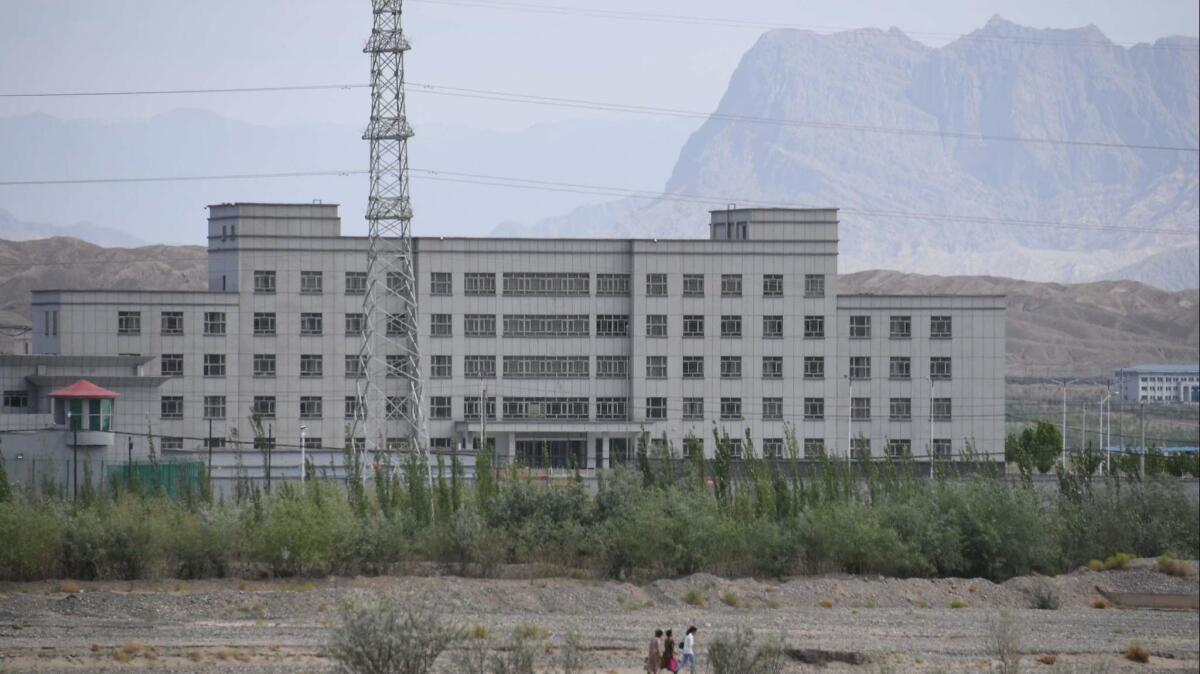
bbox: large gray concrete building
[1114,364,1200,404]
[17,203,1004,481]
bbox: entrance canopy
[49,379,120,400]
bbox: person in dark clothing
[661,629,677,672]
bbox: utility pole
[207,417,214,485]
[928,376,935,460]
[68,410,77,501]
[127,435,133,488]
[1139,402,1146,478]
[266,423,273,493]
[1099,392,1111,473]
[299,425,308,482]
[480,369,487,457]
[844,374,853,470]
[1081,403,1086,454]
[1050,379,1077,471]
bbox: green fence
[107,461,204,498]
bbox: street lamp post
[843,374,853,470]
[299,425,308,482]
[1050,379,1078,471]
[1099,393,1111,472]
[68,409,78,501]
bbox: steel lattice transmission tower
[355,0,426,461]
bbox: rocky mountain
[0,208,145,248]
[509,17,1199,284]
[1,238,1193,375]
[1092,244,1200,291]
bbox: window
[386,355,409,379]
[596,273,630,296]
[386,271,408,295]
[804,397,824,421]
[683,315,705,337]
[345,313,365,335]
[160,437,184,451]
[596,397,628,421]
[300,354,323,378]
[683,397,704,420]
[161,311,183,335]
[303,437,323,450]
[253,396,276,419]
[804,274,825,298]
[431,355,452,378]
[849,315,871,339]
[345,271,367,295]
[682,356,704,379]
[464,355,496,379]
[646,356,668,379]
[645,273,667,296]
[720,397,742,420]
[430,272,452,296]
[503,356,588,379]
[646,314,667,337]
[3,390,29,408]
[161,396,184,419]
[462,314,493,337]
[160,354,183,377]
[887,439,912,459]
[728,439,744,459]
[464,396,498,420]
[253,312,276,336]
[300,270,323,294]
[932,439,952,459]
[503,314,589,337]
[386,313,410,337]
[763,437,784,458]
[205,311,230,335]
[931,357,952,380]
[849,356,871,380]
[117,311,141,335]
[464,272,496,296]
[853,437,871,459]
[682,274,704,297]
[720,356,742,379]
[890,398,912,421]
[253,354,276,377]
[721,274,742,297]
[932,398,952,421]
[596,356,628,379]
[203,354,226,377]
[294,396,321,420]
[300,313,323,335]
[596,314,629,337]
[763,315,783,338]
[763,398,783,420]
[203,396,226,419]
[890,315,912,339]
[253,270,276,294]
[204,437,227,450]
[804,315,825,339]
[502,272,589,296]
[430,396,452,419]
[344,396,364,420]
[931,315,953,339]
[851,397,870,420]
[889,356,911,380]
[804,438,825,458]
[646,397,667,420]
[720,315,742,337]
[682,436,703,458]
[345,355,365,378]
[762,356,783,379]
[44,310,59,336]
[504,397,589,420]
[804,356,824,380]
[431,313,454,337]
[763,274,783,297]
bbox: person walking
[679,626,698,674]
[661,629,677,673]
[645,629,663,674]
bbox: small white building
[1115,364,1200,404]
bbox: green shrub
[683,588,705,606]
[1028,582,1060,610]
[1102,552,1133,571]
[707,626,786,674]
[326,599,462,674]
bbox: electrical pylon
[355,0,426,464]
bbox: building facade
[27,203,1005,475]
[1115,364,1200,404]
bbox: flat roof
[1118,364,1199,374]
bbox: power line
[0,167,1194,236]
[408,0,1200,52]
[3,80,1196,153]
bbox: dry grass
[514,623,548,640]
[217,648,235,662]
[1086,559,1104,572]
[683,588,706,607]
[818,598,834,609]
[1037,654,1057,665]
[112,642,144,662]
[1124,643,1150,663]
[471,623,489,640]
[1091,597,1111,609]
[1102,553,1133,571]
[188,651,204,663]
[1155,554,1196,578]
[58,579,80,594]
[720,591,741,608]
[949,599,969,609]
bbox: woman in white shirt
[680,626,698,673]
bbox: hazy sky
[2,0,1197,131]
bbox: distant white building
[1115,364,1200,404]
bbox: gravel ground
[0,561,1195,673]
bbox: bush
[987,614,1021,674]
[557,632,585,674]
[683,588,705,606]
[1028,582,1060,610]
[489,631,537,674]
[1102,553,1133,571]
[720,591,740,608]
[1154,554,1195,578]
[949,599,969,609]
[707,626,786,674]
[1124,643,1150,663]
[326,599,462,674]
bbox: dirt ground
[0,560,1196,673]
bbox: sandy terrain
[0,561,1196,673]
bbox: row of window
[114,309,953,341]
